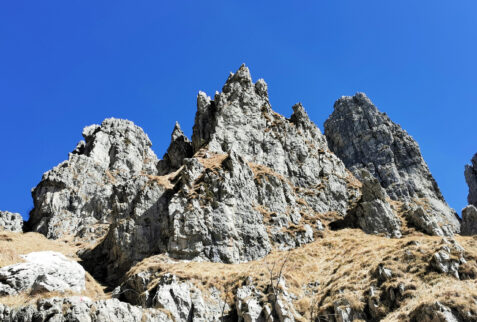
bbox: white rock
[0,251,85,295]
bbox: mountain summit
[1,65,476,321]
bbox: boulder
[324,93,460,236]
[0,211,23,232]
[410,301,462,322]
[0,297,172,322]
[0,251,85,295]
[430,238,466,279]
[340,169,402,238]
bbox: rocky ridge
[324,93,460,236]
[80,65,362,280]
[1,65,476,321]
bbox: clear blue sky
[1,2,476,220]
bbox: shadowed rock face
[465,153,477,207]
[333,169,402,238]
[462,205,477,236]
[324,93,460,236]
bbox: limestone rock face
[192,66,357,216]
[324,93,460,236]
[0,251,85,296]
[84,65,361,277]
[465,153,477,207]
[344,169,402,238]
[0,297,172,322]
[0,211,23,232]
[461,205,477,236]
[157,122,193,175]
[27,118,159,240]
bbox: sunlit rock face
[27,118,159,240]
[80,65,362,279]
[324,93,460,236]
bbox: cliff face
[81,65,362,279]
[26,118,159,241]
[324,93,460,236]
[2,65,476,322]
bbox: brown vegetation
[0,231,108,307]
[125,229,477,321]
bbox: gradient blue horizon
[1,1,476,220]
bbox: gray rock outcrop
[461,205,477,236]
[120,273,227,321]
[27,118,159,240]
[0,251,85,295]
[409,301,469,322]
[465,153,477,207]
[83,65,361,278]
[324,92,460,236]
[430,238,466,279]
[157,122,193,175]
[0,211,23,232]
[334,169,402,237]
[0,297,172,322]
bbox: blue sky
[1,1,476,219]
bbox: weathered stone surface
[235,278,300,322]
[157,122,193,175]
[336,169,402,237]
[409,301,464,322]
[430,238,466,279]
[192,66,359,216]
[461,205,477,236]
[324,92,460,236]
[465,153,477,207]
[0,297,172,322]
[119,272,229,321]
[27,118,159,240]
[332,298,366,322]
[84,65,361,277]
[0,251,85,295]
[0,211,23,232]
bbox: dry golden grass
[145,167,183,190]
[125,229,477,320]
[0,231,108,306]
[196,153,229,171]
[0,232,80,267]
[248,162,289,185]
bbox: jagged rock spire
[324,93,460,236]
[158,122,193,174]
[465,153,477,207]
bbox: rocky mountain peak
[4,65,477,322]
[325,93,460,236]
[158,122,193,175]
[27,118,159,239]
